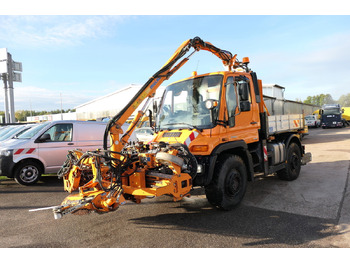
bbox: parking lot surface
[0,127,349,248]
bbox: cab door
[224,75,259,144]
[36,123,75,173]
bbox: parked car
[0,125,17,138]
[305,115,321,128]
[0,120,108,185]
[0,124,35,143]
[134,127,155,143]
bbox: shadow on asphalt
[129,201,338,247]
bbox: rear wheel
[14,160,42,185]
[277,142,301,181]
[205,155,247,210]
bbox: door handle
[250,121,258,125]
[68,142,74,145]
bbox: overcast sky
[1,1,350,111]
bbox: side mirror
[319,109,324,115]
[238,82,249,101]
[37,133,51,142]
[153,100,158,114]
[146,109,153,128]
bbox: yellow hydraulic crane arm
[49,37,241,219]
[103,36,237,154]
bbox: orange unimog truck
[41,37,311,219]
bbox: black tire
[277,142,301,181]
[14,160,42,185]
[205,155,247,210]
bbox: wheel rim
[19,165,39,183]
[225,170,241,197]
[290,153,300,173]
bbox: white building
[26,112,76,122]
[75,84,165,121]
[262,84,285,99]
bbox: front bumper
[322,122,343,128]
[0,154,16,178]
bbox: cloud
[0,16,125,47]
[252,31,350,101]
[0,85,96,111]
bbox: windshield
[0,126,28,141]
[0,126,14,138]
[157,75,222,130]
[305,116,315,120]
[17,122,50,139]
[323,108,340,115]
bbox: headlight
[197,164,203,174]
[0,149,13,157]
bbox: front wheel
[14,160,42,185]
[205,155,247,210]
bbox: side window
[225,77,237,119]
[237,80,251,112]
[42,124,73,142]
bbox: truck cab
[156,71,260,145]
[154,70,262,187]
[320,104,344,128]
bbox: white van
[0,120,108,185]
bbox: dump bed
[268,114,305,135]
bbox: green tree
[15,110,33,122]
[12,108,76,122]
[338,93,350,107]
[0,111,4,123]
[303,94,334,106]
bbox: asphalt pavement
[0,127,349,248]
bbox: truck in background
[320,104,345,128]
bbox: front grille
[162,132,182,138]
